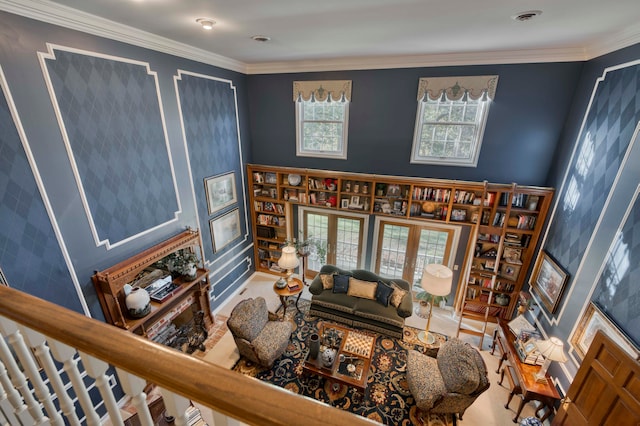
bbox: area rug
[232,300,455,426]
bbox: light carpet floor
[202,272,543,425]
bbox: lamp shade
[421,264,453,296]
[278,245,299,270]
[535,337,567,363]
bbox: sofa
[406,337,490,420]
[308,265,413,338]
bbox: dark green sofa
[308,265,413,338]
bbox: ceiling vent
[251,35,271,42]
[512,10,543,22]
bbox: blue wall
[0,11,253,317]
[247,63,583,186]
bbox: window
[294,80,351,159]
[411,75,498,167]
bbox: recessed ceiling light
[196,18,215,30]
[512,10,542,22]
[251,35,271,42]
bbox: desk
[495,318,561,423]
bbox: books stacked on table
[287,280,301,291]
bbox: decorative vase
[125,287,151,318]
[308,333,320,359]
[321,348,336,368]
[495,294,510,306]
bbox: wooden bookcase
[246,165,554,325]
[457,183,553,347]
[92,229,213,339]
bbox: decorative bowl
[288,174,301,186]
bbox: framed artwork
[350,196,360,206]
[341,199,349,209]
[530,251,569,313]
[204,172,237,215]
[500,263,521,281]
[386,184,401,197]
[571,302,639,361]
[210,208,241,252]
[503,247,523,264]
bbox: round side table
[273,278,303,319]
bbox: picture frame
[571,302,639,361]
[350,195,360,207]
[210,208,241,252]
[341,199,349,209]
[530,251,569,313]
[500,263,521,280]
[451,208,467,221]
[386,184,401,197]
[484,259,496,270]
[204,172,237,215]
[502,247,523,264]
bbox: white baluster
[21,327,80,426]
[116,369,153,426]
[0,357,23,425]
[78,352,122,425]
[47,341,100,426]
[0,317,47,424]
[158,387,190,426]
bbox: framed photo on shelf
[341,199,349,209]
[386,184,401,197]
[451,208,467,221]
[484,259,496,270]
[500,263,521,281]
[210,208,241,252]
[530,251,569,313]
[350,196,360,207]
[503,247,523,264]
[204,172,237,215]
[571,302,639,361]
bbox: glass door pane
[377,223,410,279]
[335,217,362,270]
[304,211,329,272]
[412,228,452,288]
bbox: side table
[273,278,303,319]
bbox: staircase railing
[0,286,375,425]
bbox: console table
[494,318,561,423]
[92,229,214,341]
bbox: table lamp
[418,264,453,344]
[277,244,299,286]
[534,337,567,383]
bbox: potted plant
[164,250,199,279]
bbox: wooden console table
[494,318,561,423]
[92,229,214,341]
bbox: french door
[374,219,455,288]
[300,208,367,275]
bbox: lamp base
[417,331,436,345]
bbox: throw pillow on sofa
[320,273,335,290]
[375,281,394,307]
[347,278,377,300]
[333,274,351,293]
[389,281,408,308]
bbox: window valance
[417,75,499,102]
[293,80,352,102]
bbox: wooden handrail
[0,286,376,426]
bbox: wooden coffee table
[302,322,376,393]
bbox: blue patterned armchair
[407,337,490,420]
[227,297,292,367]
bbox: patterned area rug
[232,299,455,426]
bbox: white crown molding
[0,0,248,74]
[245,47,591,75]
[3,0,640,76]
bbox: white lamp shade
[536,337,567,363]
[278,245,299,270]
[421,264,453,296]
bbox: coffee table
[302,322,376,393]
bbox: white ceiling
[4,0,640,74]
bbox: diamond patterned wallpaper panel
[0,79,83,312]
[592,192,640,344]
[176,73,245,261]
[43,49,179,247]
[545,64,640,277]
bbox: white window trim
[410,75,498,167]
[293,80,352,160]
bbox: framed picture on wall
[530,251,569,313]
[204,172,237,215]
[210,208,241,252]
[571,302,639,361]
